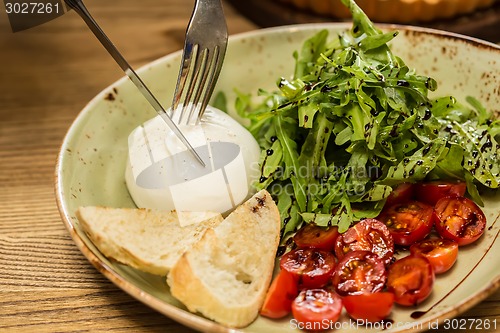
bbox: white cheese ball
[125,106,261,215]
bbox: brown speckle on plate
[104,92,115,101]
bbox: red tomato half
[294,224,339,251]
[335,219,394,266]
[410,238,458,274]
[415,181,466,205]
[386,182,414,206]
[378,201,434,246]
[332,250,386,296]
[386,255,434,306]
[260,270,298,318]
[292,289,342,330]
[280,248,336,289]
[434,196,486,246]
[343,292,395,322]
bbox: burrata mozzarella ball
[125,105,261,215]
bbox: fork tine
[196,46,222,124]
[171,43,194,119]
[172,45,204,124]
[176,45,204,124]
[183,46,220,125]
[183,48,211,125]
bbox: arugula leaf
[452,121,499,188]
[274,186,302,238]
[377,138,447,185]
[212,91,228,113]
[294,29,329,79]
[301,191,353,233]
[466,96,491,124]
[432,144,465,180]
[274,115,308,211]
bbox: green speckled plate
[55,24,500,333]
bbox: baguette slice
[167,190,280,328]
[76,207,223,275]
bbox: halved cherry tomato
[415,181,466,205]
[434,196,486,246]
[410,238,458,274]
[280,248,336,289]
[335,219,394,266]
[386,182,414,206]
[292,289,342,329]
[378,201,434,246]
[294,224,339,251]
[260,270,298,318]
[332,250,386,296]
[386,255,434,306]
[343,292,395,322]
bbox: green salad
[235,0,500,239]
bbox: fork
[171,0,228,126]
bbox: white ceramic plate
[55,23,500,333]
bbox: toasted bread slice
[76,207,223,275]
[167,190,280,328]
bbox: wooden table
[0,1,498,332]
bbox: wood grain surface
[0,1,498,332]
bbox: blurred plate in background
[227,0,500,43]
